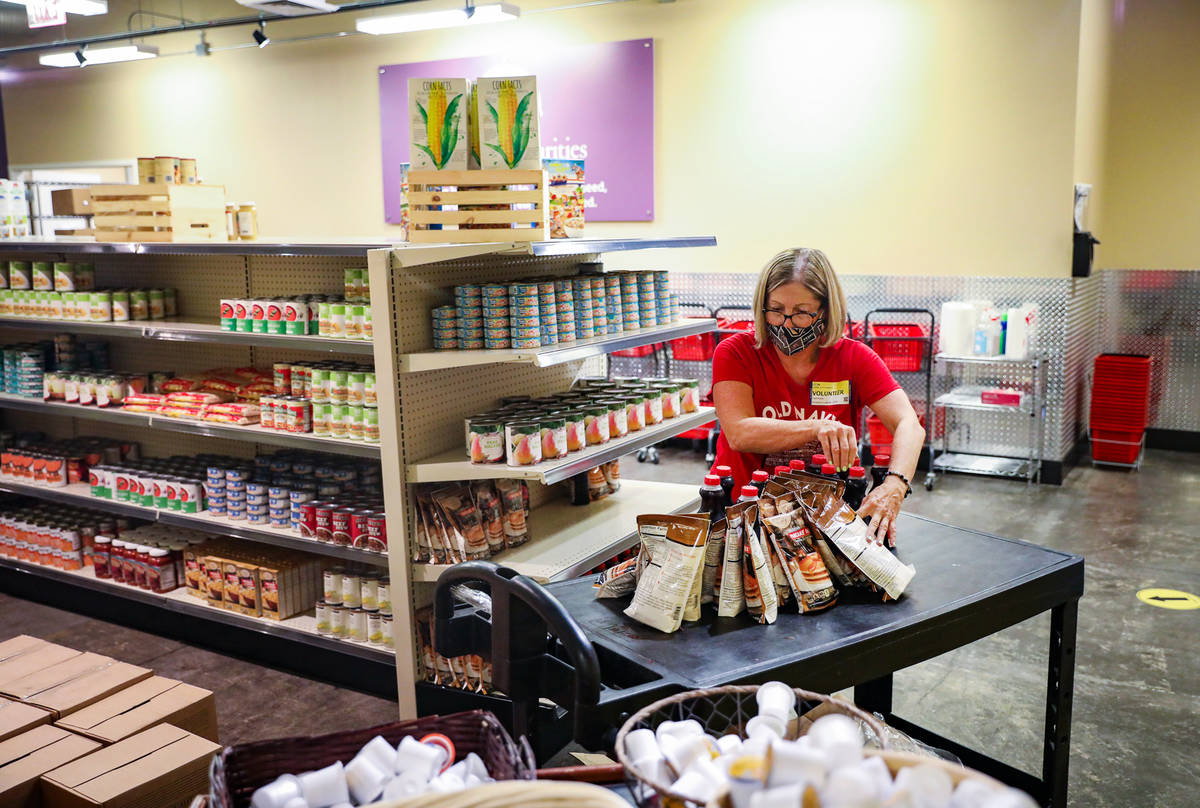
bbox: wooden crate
[406,169,548,243]
[91,184,227,243]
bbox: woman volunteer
[711,248,924,545]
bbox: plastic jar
[147,548,178,593]
[92,536,112,579]
[237,203,259,241]
[109,540,126,583]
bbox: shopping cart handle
[433,562,602,736]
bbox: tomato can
[289,364,307,398]
[177,479,203,513]
[331,508,353,546]
[284,299,308,336]
[273,363,292,395]
[249,300,267,333]
[284,399,312,433]
[265,300,286,334]
[258,397,276,430]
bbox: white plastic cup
[655,719,704,745]
[749,783,806,808]
[282,798,309,808]
[746,715,785,741]
[298,761,350,808]
[671,768,722,805]
[382,771,426,801]
[624,728,660,761]
[395,735,446,781]
[344,752,391,805]
[767,738,827,788]
[756,682,796,721]
[663,733,716,776]
[716,734,743,756]
[360,735,399,774]
[251,774,302,808]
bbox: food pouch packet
[594,556,639,598]
[740,504,779,624]
[624,514,710,633]
[718,502,749,617]
[433,485,490,560]
[801,490,915,600]
[416,490,449,563]
[588,466,611,501]
[700,517,727,605]
[763,530,793,607]
[495,479,529,547]
[759,491,839,613]
[471,480,507,554]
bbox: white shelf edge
[407,407,716,485]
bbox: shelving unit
[930,354,1046,486]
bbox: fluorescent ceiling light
[356,2,519,35]
[4,0,108,16]
[40,44,159,68]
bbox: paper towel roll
[939,302,976,356]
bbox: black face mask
[766,318,825,355]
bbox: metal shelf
[399,319,715,372]
[935,353,1041,365]
[934,386,1031,414]
[0,479,389,568]
[0,316,376,355]
[408,407,716,485]
[411,479,698,583]
[931,453,1039,480]
[0,393,380,458]
[0,236,717,258]
[0,555,393,663]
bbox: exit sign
[27,0,66,29]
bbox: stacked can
[481,283,510,349]
[553,280,576,343]
[537,281,558,346]
[605,275,624,334]
[669,293,681,322]
[508,282,541,349]
[638,271,659,328]
[431,305,457,350]
[205,465,227,516]
[573,277,595,339]
[2,345,44,397]
[454,284,485,349]
[588,276,608,336]
[655,272,672,323]
[618,272,641,331]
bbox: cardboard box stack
[0,636,219,808]
[186,537,320,620]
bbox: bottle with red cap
[737,484,760,503]
[807,453,827,475]
[788,459,805,472]
[713,465,735,507]
[870,453,891,491]
[773,465,790,477]
[820,463,840,484]
[751,469,770,496]
[844,466,869,510]
[699,474,726,521]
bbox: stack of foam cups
[431,306,457,350]
[606,275,624,334]
[638,272,659,328]
[508,282,541,348]
[537,281,558,346]
[655,272,672,324]
[454,284,484,349]
[589,276,608,336]
[481,284,510,349]
[554,280,576,343]
[573,277,595,339]
[620,273,641,331]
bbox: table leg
[853,673,893,716]
[1043,599,1078,808]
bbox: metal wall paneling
[1061,275,1103,455]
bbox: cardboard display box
[54,678,216,744]
[0,698,53,743]
[0,641,83,696]
[0,725,101,808]
[1,653,152,719]
[40,724,219,808]
[50,188,92,216]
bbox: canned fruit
[468,420,504,464]
[505,422,541,467]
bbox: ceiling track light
[74,48,86,65]
[356,1,519,36]
[195,32,212,57]
[253,24,270,47]
[40,43,158,68]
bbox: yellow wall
[1073,0,1114,239]
[1097,0,1200,269]
[3,0,1084,276]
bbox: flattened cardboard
[0,644,82,696]
[3,653,152,719]
[0,725,101,808]
[40,724,219,808]
[54,678,217,744]
[0,698,52,742]
[0,636,45,664]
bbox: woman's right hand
[815,420,858,470]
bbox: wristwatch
[885,471,912,498]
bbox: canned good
[284,399,312,433]
[328,405,348,438]
[273,363,292,395]
[327,303,347,338]
[347,608,367,643]
[290,364,307,398]
[347,371,365,404]
[283,300,307,335]
[505,421,541,467]
[333,511,354,550]
[90,292,112,322]
[362,372,377,407]
[329,370,349,403]
[310,368,330,403]
[318,302,332,336]
[602,399,629,438]
[585,406,611,445]
[363,408,380,443]
[312,402,332,436]
[329,604,347,638]
[315,601,332,636]
[177,479,203,513]
[345,405,364,441]
[265,300,286,334]
[148,289,166,320]
[468,419,504,464]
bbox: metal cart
[861,309,935,490]
[930,354,1047,487]
[428,512,1083,808]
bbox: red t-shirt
[711,332,900,489]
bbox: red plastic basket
[612,343,661,358]
[669,331,716,361]
[867,413,925,447]
[866,323,928,372]
[1091,429,1143,464]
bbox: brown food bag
[760,491,839,612]
[741,504,778,624]
[718,502,750,617]
[800,488,916,600]
[495,478,529,547]
[624,514,710,633]
[471,480,507,554]
[434,485,490,560]
[700,517,727,605]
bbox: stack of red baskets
[1090,354,1152,465]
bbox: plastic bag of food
[495,478,529,547]
[167,391,232,405]
[593,557,639,598]
[700,517,727,605]
[740,504,778,624]
[717,502,749,617]
[159,377,201,393]
[434,485,490,560]
[759,491,839,612]
[602,460,621,493]
[624,514,710,633]
[588,466,610,501]
[800,488,915,600]
[763,531,793,607]
[416,489,453,563]
[471,480,507,555]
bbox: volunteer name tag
[810,380,850,405]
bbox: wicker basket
[209,710,534,808]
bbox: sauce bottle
[699,474,726,521]
[820,463,840,484]
[807,453,827,475]
[773,465,790,477]
[870,453,891,491]
[737,485,760,503]
[844,466,869,510]
[788,459,805,472]
[713,465,735,506]
[751,469,770,496]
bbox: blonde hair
[752,248,847,349]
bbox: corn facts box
[409,78,468,171]
[477,76,540,170]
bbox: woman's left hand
[857,477,906,547]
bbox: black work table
[432,513,1083,808]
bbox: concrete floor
[2,447,1197,806]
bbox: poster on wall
[378,38,654,224]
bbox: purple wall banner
[379,38,654,224]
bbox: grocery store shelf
[935,353,1041,365]
[412,479,699,583]
[399,319,715,372]
[0,393,380,458]
[934,387,1031,414]
[0,479,389,568]
[0,236,716,258]
[0,316,375,355]
[932,453,1039,479]
[408,407,716,485]
[0,555,393,663]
